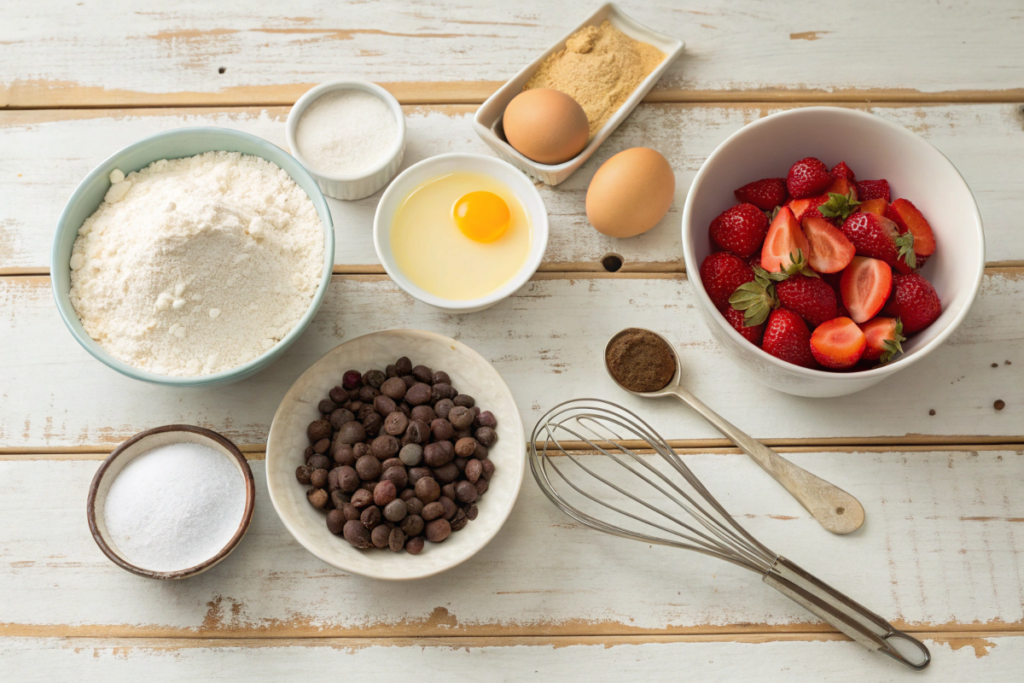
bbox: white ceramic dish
[373,153,549,313]
[265,329,526,580]
[473,2,683,186]
[682,107,985,398]
[286,80,406,201]
[87,425,256,580]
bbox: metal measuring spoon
[604,328,865,535]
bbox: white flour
[69,151,324,377]
[295,89,398,175]
[103,441,247,572]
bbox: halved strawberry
[699,251,755,310]
[709,203,769,258]
[763,308,818,368]
[830,161,856,182]
[734,178,788,211]
[841,212,916,274]
[724,306,765,345]
[787,157,833,199]
[840,256,893,323]
[860,317,906,363]
[802,215,856,273]
[776,275,839,328]
[826,177,858,200]
[885,198,936,266]
[885,273,941,333]
[858,198,888,216]
[788,195,830,223]
[810,317,867,369]
[856,179,890,202]
[760,207,812,274]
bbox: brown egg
[586,148,675,238]
[502,89,589,165]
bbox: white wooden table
[2,1,1022,679]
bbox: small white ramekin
[373,153,549,314]
[286,80,406,201]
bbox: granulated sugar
[103,441,247,572]
[68,151,324,376]
[295,89,398,175]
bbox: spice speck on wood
[994,400,1006,411]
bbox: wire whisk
[529,399,930,671]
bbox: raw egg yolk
[452,191,510,243]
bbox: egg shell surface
[502,89,590,165]
[586,147,675,238]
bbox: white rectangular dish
[472,3,684,186]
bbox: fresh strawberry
[840,256,893,323]
[734,178,788,211]
[786,157,833,199]
[885,273,941,333]
[763,308,818,368]
[728,266,780,327]
[724,306,765,345]
[747,252,762,270]
[816,188,861,225]
[885,198,936,266]
[860,317,906,363]
[830,161,856,182]
[856,179,890,202]
[810,317,867,369]
[858,198,888,216]
[709,203,769,258]
[826,177,857,200]
[776,275,839,328]
[699,252,755,310]
[841,212,916,274]
[788,195,830,223]
[760,207,813,274]
[802,215,856,273]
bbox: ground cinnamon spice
[606,328,676,393]
[524,21,665,137]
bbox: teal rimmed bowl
[50,127,335,387]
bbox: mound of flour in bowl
[69,151,325,377]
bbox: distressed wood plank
[3,1,1024,107]
[1,450,1022,637]
[0,635,1020,681]
[1,272,1020,450]
[2,103,1023,272]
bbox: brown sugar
[524,21,665,138]
[606,328,676,393]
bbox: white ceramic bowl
[87,425,255,580]
[286,80,406,200]
[373,153,549,313]
[682,107,985,398]
[265,329,526,580]
[473,2,683,186]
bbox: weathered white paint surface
[0,636,1018,682]
[2,0,1023,98]
[1,451,1022,633]
[2,103,1023,271]
[1,274,1019,450]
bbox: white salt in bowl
[286,80,407,200]
[266,329,525,580]
[87,425,256,580]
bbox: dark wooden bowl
[87,424,255,580]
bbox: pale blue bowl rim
[50,127,336,387]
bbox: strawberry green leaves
[729,266,780,327]
[817,190,861,222]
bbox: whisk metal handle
[664,386,864,535]
[764,556,931,670]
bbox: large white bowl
[265,330,525,580]
[373,153,549,314]
[682,107,985,398]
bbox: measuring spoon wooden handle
[665,385,865,534]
